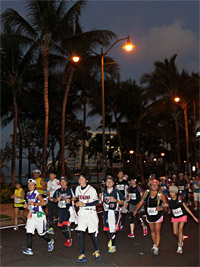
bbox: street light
[101,36,135,177]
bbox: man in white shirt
[75,173,100,263]
[46,170,61,234]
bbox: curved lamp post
[101,36,135,177]
[174,97,190,176]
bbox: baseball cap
[60,176,68,182]
[160,176,166,180]
[28,179,37,185]
[169,185,178,193]
[33,169,41,175]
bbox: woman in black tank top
[133,179,168,255]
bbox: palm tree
[1,24,35,185]
[59,14,117,175]
[1,0,89,178]
[141,54,183,172]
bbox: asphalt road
[1,211,199,267]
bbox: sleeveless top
[145,191,163,222]
[35,177,45,194]
[14,188,25,207]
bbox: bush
[0,186,15,204]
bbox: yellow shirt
[14,188,25,207]
[35,177,45,194]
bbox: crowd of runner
[12,169,199,262]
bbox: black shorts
[14,206,25,210]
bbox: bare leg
[149,223,156,245]
[154,222,162,248]
[14,208,19,227]
[178,221,185,247]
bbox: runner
[160,177,169,196]
[100,175,124,253]
[22,179,54,256]
[115,170,129,230]
[133,179,168,255]
[53,176,74,247]
[192,174,200,210]
[167,185,199,254]
[11,182,26,230]
[127,178,147,238]
[46,170,61,234]
[75,173,100,263]
[176,173,188,200]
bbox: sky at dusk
[1,0,199,154]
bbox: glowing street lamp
[174,97,180,103]
[72,56,80,63]
[101,36,135,177]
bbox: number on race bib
[147,207,158,215]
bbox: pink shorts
[147,215,163,224]
[171,215,187,223]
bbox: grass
[0,214,11,219]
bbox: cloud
[135,20,199,71]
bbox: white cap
[33,169,41,174]
[28,179,36,185]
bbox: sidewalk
[0,203,17,227]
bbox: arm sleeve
[85,200,99,207]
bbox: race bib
[15,198,20,203]
[172,207,183,217]
[147,207,158,215]
[179,186,185,191]
[129,193,136,200]
[117,184,124,191]
[58,200,66,208]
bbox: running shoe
[178,236,185,247]
[14,226,19,230]
[176,246,183,254]
[128,233,135,238]
[47,227,54,234]
[194,207,198,210]
[143,226,148,236]
[152,247,159,255]
[77,255,86,263]
[151,244,156,252]
[107,239,112,248]
[108,246,116,253]
[92,251,101,260]
[22,248,33,255]
[120,225,124,230]
[64,238,72,247]
[48,239,54,252]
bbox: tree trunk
[136,127,144,185]
[11,94,18,186]
[28,148,31,179]
[174,109,181,172]
[183,104,190,176]
[61,66,75,176]
[42,54,49,179]
[18,121,22,184]
[81,100,86,170]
